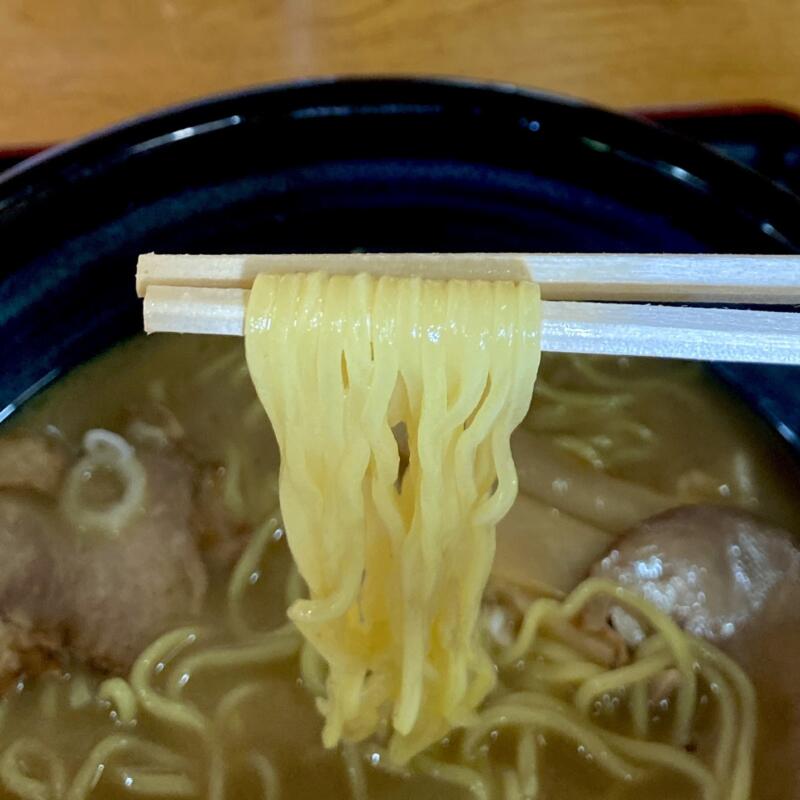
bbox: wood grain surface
[2,0,800,145]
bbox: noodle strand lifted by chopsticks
[245,272,542,762]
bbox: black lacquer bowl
[2,77,800,445]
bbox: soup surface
[1,335,799,800]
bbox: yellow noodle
[565,355,700,392]
[129,628,210,737]
[485,579,754,800]
[222,445,247,520]
[0,738,66,800]
[111,768,197,797]
[494,690,570,713]
[521,661,607,686]
[414,754,491,800]
[532,380,633,409]
[636,634,667,658]
[66,735,191,800]
[166,630,300,699]
[245,272,541,762]
[501,768,523,800]
[527,398,632,434]
[694,643,756,800]
[97,677,138,724]
[552,435,606,469]
[516,728,538,799]
[531,639,586,664]
[208,745,226,800]
[543,619,622,667]
[573,652,674,717]
[558,579,696,746]
[342,742,368,800]
[605,419,656,446]
[497,600,562,667]
[284,562,306,607]
[703,663,736,785]
[462,704,641,782]
[247,752,281,800]
[630,678,649,739]
[604,732,719,800]
[299,641,327,698]
[366,747,412,779]
[214,683,265,734]
[527,356,697,476]
[227,515,281,637]
[553,418,657,471]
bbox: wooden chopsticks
[137,253,800,304]
[137,253,800,365]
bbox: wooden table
[2,0,800,146]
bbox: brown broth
[1,336,799,800]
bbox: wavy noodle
[414,754,491,800]
[61,429,147,536]
[630,673,650,740]
[462,702,642,783]
[299,641,328,698]
[284,561,306,607]
[227,515,282,637]
[207,746,225,800]
[166,630,300,700]
[530,372,658,472]
[446,575,758,800]
[97,677,138,724]
[222,445,247,521]
[515,729,538,799]
[245,272,542,763]
[129,628,210,737]
[526,356,711,475]
[695,643,756,800]
[0,738,66,800]
[216,681,261,720]
[66,735,194,800]
[520,659,607,686]
[529,638,586,663]
[110,769,196,797]
[529,355,764,509]
[246,752,280,800]
[604,732,717,799]
[501,579,698,747]
[572,651,674,716]
[500,769,522,800]
[564,355,700,392]
[342,743,368,800]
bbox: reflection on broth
[1,331,799,800]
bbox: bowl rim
[4,74,800,250]
[0,75,597,181]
